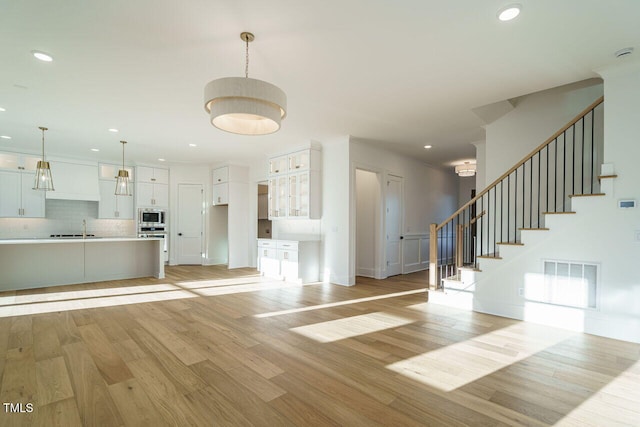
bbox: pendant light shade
[115,141,132,196]
[204,32,286,135]
[455,162,477,177]
[33,126,54,191]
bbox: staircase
[429,96,605,291]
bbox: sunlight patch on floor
[290,311,414,343]
[255,288,427,318]
[0,277,314,318]
[387,322,575,392]
[558,358,640,426]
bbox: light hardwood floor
[0,266,638,426]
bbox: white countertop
[0,237,163,245]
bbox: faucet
[82,219,87,239]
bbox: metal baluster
[572,123,576,197]
[529,157,533,228]
[538,152,541,227]
[563,132,566,211]
[493,186,497,256]
[507,175,510,243]
[554,138,558,212]
[591,109,595,194]
[581,116,585,194]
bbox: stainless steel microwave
[138,208,166,226]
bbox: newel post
[429,223,438,290]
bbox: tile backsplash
[0,200,135,239]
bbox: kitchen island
[0,237,164,291]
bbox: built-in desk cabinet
[257,239,320,283]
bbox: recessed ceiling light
[497,4,521,21]
[108,128,119,133]
[91,148,100,152]
[189,143,197,147]
[424,145,432,149]
[158,158,166,162]
[31,50,53,62]
[0,107,6,112]
[0,135,11,139]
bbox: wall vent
[526,260,598,309]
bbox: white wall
[485,79,603,183]
[473,141,486,191]
[355,169,380,278]
[455,66,640,343]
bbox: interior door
[177,183,203,265]
[385,175,403,277]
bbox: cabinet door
[136,182,154,206]
[153,168,169,185]
[288,171,310,217]
[276,175,288,218]
[0,170,21,217]
[136,166,155,183]
[99,164,119,180]
[115,193,134,219]
[268,155,288,175]
[20,172,45,218]
[212,183,228,205]
[288,150,310,172]
[268,178,277,218]
[0,152,20,171]
[212,167,228,184]
[98,180,117,218]
[153,183,169,207]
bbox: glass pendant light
[33,126,54,191]
[115,140,132,196]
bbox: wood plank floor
[0,266,638,426]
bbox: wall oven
[138,208,166,226]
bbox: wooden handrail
[436,95,603,231]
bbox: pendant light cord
[245,36,249,78]
[39,126,48,161]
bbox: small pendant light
[33,126,54,191]
[114,140,132,196]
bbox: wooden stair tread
[569,193,606,198]
[496,242,524,246]
[543,211,576,215]
[458,267,482,272]
[519,228,549,231]
[477,254,502,260]
[598,174,618,180]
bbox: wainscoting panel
[402,234,430,274]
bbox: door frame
[384,173,404,278]
[176,183,204,265]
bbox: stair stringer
[431,192,640,343]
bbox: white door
[385,175,403,277]
[177,184,204,265]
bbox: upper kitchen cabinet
[99,163,135,182]
[98,163,134,219]
[268,155,288,176]
[0,151,45,218]
[45,160,100,201]
[211,165,247,206]
[136,166,169,207]
[267,147,321,220]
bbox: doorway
[385,175,403,277]
[257,181,272,239]
[355,169,382,278]
[176,183,204,265]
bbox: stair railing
[429,96,604,289]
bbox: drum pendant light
[114,140,132,196]
[33,126,54,191]
[204,32,287,135]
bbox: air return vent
[525,260,598,309]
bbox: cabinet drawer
[257,239,275,248]
[276,240,298,251]
[259,247,277,258]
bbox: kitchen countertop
[0,236,163,245]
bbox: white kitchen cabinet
[0,170,45,218]
[137,166,168,185]
[99,180,134,219]
[136,181,168,207]
[212,166,229,184]
[268,175,288,219]
[268,148,321,220]
[136,165,169,208]
[268,155,288,176]
[257,239,320,283]
[212,182,229,205]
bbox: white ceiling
[0,0,638,169]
